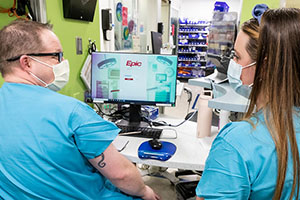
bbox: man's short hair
[0,19,53,76]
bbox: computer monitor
[62,0,97,22]
[151,31,162,54]
[91,52,178,126]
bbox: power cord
[94,103,129,122]
[95,104,154,126]
[151,110,197,128]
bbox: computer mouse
[148,139,163,150]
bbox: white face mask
[29,56,70,91]
[227,59,256,98]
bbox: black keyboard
[116,124,162,139]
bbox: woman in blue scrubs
[196,8,300,199]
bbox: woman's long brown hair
[244,8,300,199]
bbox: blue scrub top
[0,83,140,200]
[196,109,300,199]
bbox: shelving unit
[207,11,237,62]
[177,19,211,79]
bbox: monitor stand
[116,104,149,128]
[205,69,228,84]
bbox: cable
[88,40,97,55]
[95,103,195,129]
[169,110,197,127]
[94,103,155,124]
[0,0,32,20]
[0,0,17,17]
[151,110,198,128]
[117,140,129,152]
[94,103,125,119]
[25,0,36,21]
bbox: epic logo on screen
[126,60,142,67]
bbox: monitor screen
[151,31,162,54]
[91,52,178,107]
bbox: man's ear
[19,55,31,72]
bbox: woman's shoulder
[215,117,274,159]
[218,120,255,141]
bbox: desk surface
[113,117,218,171]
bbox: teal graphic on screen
[91,52,177,106]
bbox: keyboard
[116,124,162,139]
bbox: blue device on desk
[138,141,176,161]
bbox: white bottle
[197,90,213,138]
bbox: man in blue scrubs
[0,20,159,200]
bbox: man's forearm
[89,145,147,198]
[108,159,147,197]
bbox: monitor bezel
[90,51,178,107]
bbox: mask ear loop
[28,71,48,86]
[241,62,256,86]
[242,62,256,69]
[28,56,52,68]
[27,56,52,87]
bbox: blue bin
[214,1,229,12]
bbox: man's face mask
[227,59,255,98]
[28,56,69,91]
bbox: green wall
[0,1,17,85]
[46,1,100,101]
[240,0,280,24]
[0,0,100,101]
[0,2,16,27]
